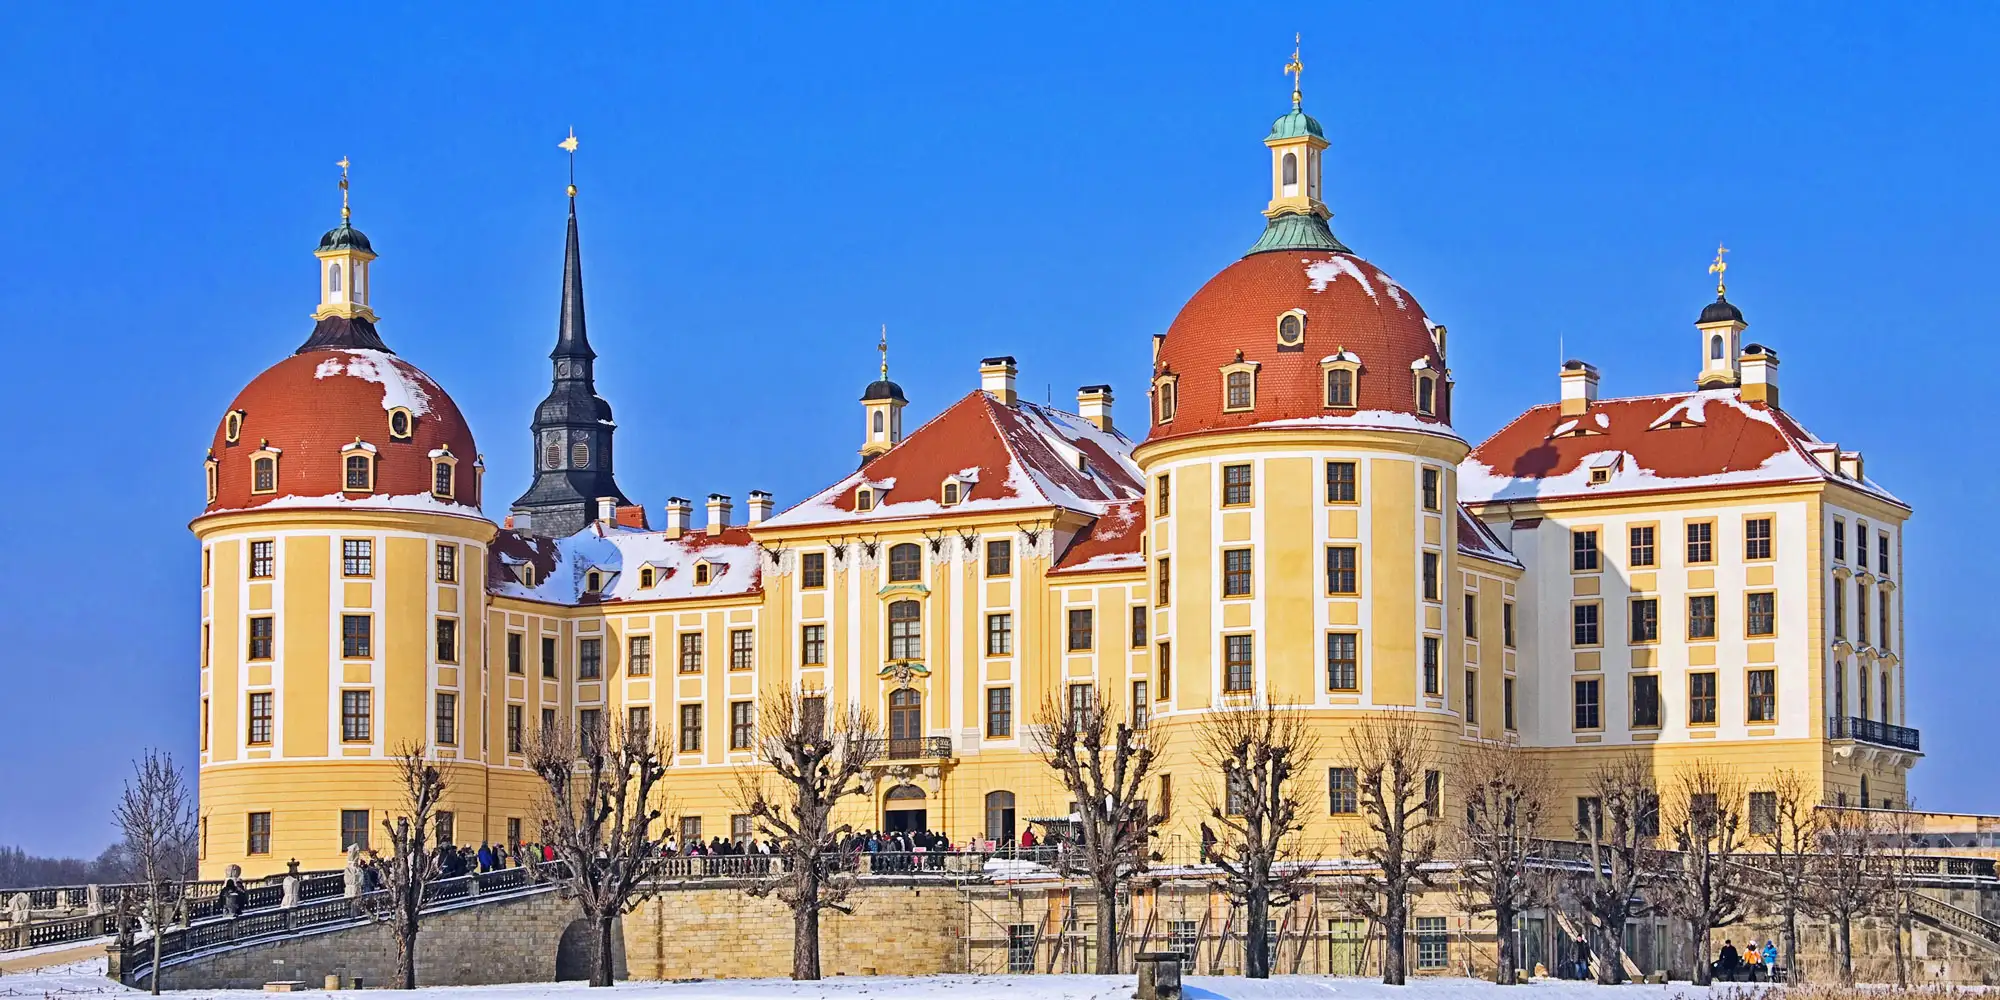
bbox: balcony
[855,736,954,761]
[1829,716,1921,752]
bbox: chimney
[1739,344,1780,407]
[747,490,774,525]
[596,497,618,524]
[1558,360,1599,416]
[614,504,649,530]
[1839,451,1865,481]
[1076,385,1114,433]
[980,356,1018,406]
[663,497,693,539]
[706,493,733,533]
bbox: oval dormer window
[389,409,412,440]
[224,410,244,444]
[1277,313,1303,348]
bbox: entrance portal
[884,783,927,833]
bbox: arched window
[1326,368,1354,407]
[205,460,218,503]
[985,790,1017,844]
[344,454,372,491]
[942,481,960,506]
[328,262,343,294]
[432,460,454,498]
[888,542,921,582]
[888,599,921,660]
[1225,370,1254,410]
[252,455,277,493]
[1156,379,1177,423]
[1281,152,1298,190]
[1880,670,1891,720]
[1710,335,1724,360]
[543,439,562,470]
[1417,376,1437,416]
[872,410,884,434]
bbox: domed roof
[1147,249,1452,444]
[861,379,907,403]
[205,348,481,515]
[318,221,373,253]
[1698,294,1744,325]
[1268,108,1325,141]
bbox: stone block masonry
[621,881,966,980]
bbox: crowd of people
[1713,937,1782,982]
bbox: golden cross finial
[1284,33,1304,109]
[878,324,889,381]
[337,156,351,221]
[1709,241,1730,296]
[559,128,579,197]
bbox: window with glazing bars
[248,616,274,659]
[986,539,1011,576]
[435,543,457,582]
[1067,608,1093,650]
[342,614,371,658]
[435,618,458,663]
[1225,635,1255,692]
[250,540,274,578]
[342,538,373,576]
[628,635,652,675]
[1131,605,1147,647]
[1222,464,1253,505]
[679,704,702,753]
[435,693,457,745]
[1574,679,1601,729]
[341,690,371,742]
[1325,461,1356,502]
[1572,530,1599,571]
[1325,546,1357,594]
[1629,525,1655,567]
[800,552,826,588]
[986,687,1011,738]
[248,692,273,744]
[1224,549,1254,596]
[801,624,826,665]
[1686,522,1713,563]
[730,629,754,670]
[679,633,703,672]
[1326,632,1358,691]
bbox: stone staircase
[1908,891,2000,955]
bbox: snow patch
[312,349,436,416]
[1303,256,1376,298]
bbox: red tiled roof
[1049,500,1147,575]
[1461,388,1903,508]
[1456,506,1521,568]
[1147,250,1449,443]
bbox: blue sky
[1,3,1994,855]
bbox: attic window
[1275,310,1306,351]
[942,481,961,506]
[639,567,656,588]
[343,453,373,492]
[585,570,602,593]
[1154,375,1178,424]
[856,487,875,512]
[694,563,712,586]
[1589,468,1611,486]
[388,408,413,441]
[204,458,218,503]
[1415,372,1439,416]
[1220,357,1261,413]
[250,447,280,494]
[1321,353,1361,409]
[224,410,245,444]
[432,460,455,499]
[519,564,536,587]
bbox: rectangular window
[1067,608,1094,651]
[1157,640,1172,700]
[1572,529,1599,571]
[248,691,273,744]
[1749,791,1778,836]
[730,629,755,671]
[341,690,372,742]
[1573,678,1601,730]
[250,540,275,579]
[1746,592,1776,636]
[1156,473,1171,517]
[986,687,1012,738]
[628,705,651,738]
[1326,461,1357,503]
[342,538,373,577]
[679,633,704,673]
[248,616,274,660]
[680,816,702,842]
[1745,517,1773,560]
[1833,580,1847,639]
[1857,584,1870,645]
[340,809,369,851]
[507,633,523,674]
[1629,525,1656,567]
[1686,521,1714,564]
[1131,681,1150,729]
[1224,548,1254,596]
[1833,519,1847,561]
[679,704,703,753]
[576,637,600,678]
[1502,602,1515,648]
[1503,677,1516,731]
[1689,671,1718,725]
[1224,634,1255,692]
[435,812,455,847]
[730,701,754,750]
[342,614,371,658]
[1463,593,1478,639]
[1879,590,1892,651]
[1576,797,1603,839]
[541,636,557,678]
[1326,632,1358,691]
[1748,669,1777,722]
[1222,463,1253,506]
[1422,637,1441,696]
[247,812,271,855]
[801,624,827,665]
[435,618,458,663]
[1130,605,1147,648]
[628,635,652,676]
[1416,916,1448,970]
[1421,468,1442,511]
[1067,684,1094,729]
[1572,603,1600,646]
[577,708,601,751]
[1328,767,1358,814]
[1463,670,1478,724]
[973,614,1008,656]
[1159,773,1173,820]
[1879,534,1891,575]
[541,707,556,734]
[435,543,457,583]
[986,539,1012,577]
[1630,598,1658,643]
[1421,552,1440,600]
[1169,920,1199,967]
[435,692,457,745]
[506,704,523,754]
[1157,557,1172,604]
[1688,595,1717,640]
[1325,546,1358,594]
[801,552,826,588]
[1632,675,1661,729]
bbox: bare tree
[529,717,674,987]
[1194,700,1321,979]
[112,750,197,996]
[1571,754,1657,984]
[1452,740,1551,985]
[1812,803,1886,986]
[1879,802,1923,989]
[1751,769,1821,984]
[1030,684,1163,974]
[735,688,880,981]
[1345,710,1441,985]
[1652,760,1746,985]
[361,742,447,990]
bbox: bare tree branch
[357,742,447,990]
[1345,710,1441,985]
[1193,699,1319,979]
[1568,754,1657,984]
[112,750,196,996]
[1450,739,1552,985]
[1751,768,1821,985]
[1651,759,1745,985]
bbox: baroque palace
[192,83,1914,879]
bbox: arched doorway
[985,790,1016,848]
[555,916,626,982]
[888,687,922,758]
[884,783,927,833]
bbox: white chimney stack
[595,497,617,524]
[747,490,774,525]
[663,497,693,539]
[1076,385,1114,433]
[706,493,733,533]
[980,356,1019,406]
[1558,360,1600,416]
[1738,344,1780,407]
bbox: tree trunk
[592,914,615,987]
[1892,909,1908,989]
[1593,915,1622,985]
[1493,902,1515,985]
[793,899,821,981]
[1838,915,1854,987]
[1783,908,1799,985]
[1244,885,1269,979]
[1095,883,1119,975]
[149,900,163,996]
[1381,893,1407,985]
[1691,920,1711,986]
[398,924,417,990]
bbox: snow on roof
[488,522,763,606]
[1049,499,1147,575]
[1249,409,1463,440]
[1304,256,1378,300]
[312,349,436,416]
[1456,506,1522,569]
[763,393,1144,529]
[1462,387,1903,507]
[207,491,488,522]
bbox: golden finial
[1709,241,1730,297]
[337,156,351,221]
[878,324,890,381]
[1284,33,1304,109]
[559,127,579,198]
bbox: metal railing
[1829,715,1921,751]
[854,736,954,761]
[2,871,344,953]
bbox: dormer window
[585,570,602,593]
[942,481,961,506]
[344,455,372,491]
[1275,310,1307,352]
[1589,468,1610,485]
[1321,352,1361,409]
[856,487,875,512]
[249,444,282,495]
[204,457,218,503]
[1220,356,1261,413]
[429,448,457,500]
[1412,362,1440,417]
[224,410,245,445]
[694,562,713,586]
[1154,375,1179,424]
[388,408,413,441]
[639,566,656,588]
[519,563,536,587]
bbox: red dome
[1147,250,1452,443]
[205,349,481,515]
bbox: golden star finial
[337,156,351,221]
[1284,33,1304,109]
[1709,241,1730,297]
[559,128,579,197]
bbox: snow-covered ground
[0,958,1746,1000]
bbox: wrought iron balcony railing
[1829,716,1921,752]
[854,736,954,761]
